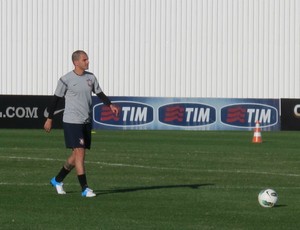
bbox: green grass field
[0,129,300,229]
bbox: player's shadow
[94,183,214,195]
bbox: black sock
[77,174,88,191]
[55,167,71,182]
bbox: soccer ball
[258,189,278,208]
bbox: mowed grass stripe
[1,155,300,177]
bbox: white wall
[0,0,300,98]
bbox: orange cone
[252,121,262,143]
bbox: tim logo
[221,103,278,128]
[158,103,216,127]
[93,101,154,127]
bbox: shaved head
[72,50,88,64]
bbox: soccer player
[44,50,119,197]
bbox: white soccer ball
[258,189,278,208]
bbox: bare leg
[71,148,86,175]
[65,148,85,174]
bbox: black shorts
[63,123,92,149]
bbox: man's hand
[44,118,53,133]
[110,104,120,117]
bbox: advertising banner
[0,95,64,129]
[0,95,279,130]
[93,97,280,131]
[281,99,300,130]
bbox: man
[44,50,119,197]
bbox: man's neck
[73,69,84,76]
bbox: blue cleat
[50,177,66,195]
[82,188,96,197]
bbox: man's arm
[96,92,119,117]
[44,95,63,132]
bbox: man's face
[75,53,89,70]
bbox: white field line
[0,155,300,178]
[0,182,49,186]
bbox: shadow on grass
[94,183,214,195]
[274,204,288,208]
